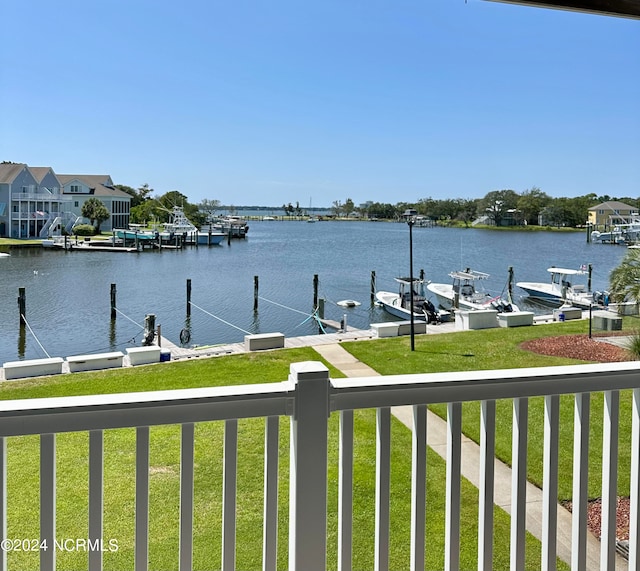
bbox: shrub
[626,330,640,359]
[73,224,96,236]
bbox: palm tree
[609,248,640,303]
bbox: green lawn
[341,319,637,500]
[3,320,628,570]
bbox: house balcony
[11,192,72,202]
[0,361,638,570]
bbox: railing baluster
[338,410,354,571]
[40,433,56,571]
[445,402,462,571]
[410,405,426,571]
[263,416,279,571]
[0,438,6,571]
[571,392,590,571]
[179,423,195,571]
[222,419,238,571]
[478,400,495,571]
[135,426,150,571]
[375,407,390,571]
[89,430,104,571]
[510,398,528,571]
[630,388,640,571]
[600,390,619,571]
[542,395,560,571]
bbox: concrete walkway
[312,343,625,570]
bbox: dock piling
[370,270,376,303]
[186,279,192,317]
[18,287,26,326]
[110,283,117,319]
[313,274,319,308]
[254,276,259,311]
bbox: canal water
[0,222,627,363]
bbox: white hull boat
[427,269,518,313]
[517,266,603,308]
[376,278,442,323]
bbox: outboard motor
[593,290,610,306]
[422,299,440,323]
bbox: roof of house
[0,163,27,184]
[588,201,637,211]
[29,167,58,184]
[58,174,131,199]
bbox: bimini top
[547,267,588,275]
[448,270,489,281]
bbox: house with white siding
[57,174,130,231]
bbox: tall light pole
[403,209,417,351]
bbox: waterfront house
[588,201,638,228]
[58,174,131,232]
[0,163,72,239]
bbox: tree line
[330,188,640,228]
[111,184,638,230]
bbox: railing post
[288,361,330,571]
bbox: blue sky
[2,0,638,207]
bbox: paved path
[312,342,625,570]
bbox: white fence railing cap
[330,361,640,410]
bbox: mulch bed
[522,333,634,546]
[520,333,632,363]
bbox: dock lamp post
[403,209,418,351]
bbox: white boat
[427,269,518,313]
[162,207,226,245]
[115,229,158,241]
[516,266,599,308]
[376,277,442,323]
[0,252,10,258]
[208,215,249,238]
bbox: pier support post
[110,284,117,319]
[313,274,319,309]
[254,276,259,311]
[143,314,156,346]
[186,279,192,317]
[370,271,376,303]
[18,287,26,326]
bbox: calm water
[0,222,627,363]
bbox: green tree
[114,183,154,208]
[456,199,480,227]
[517,187,551,225]
[343,198,355,217]
[609,249,640,303]
[480,190,520,226]
[130,200,159,225]
[81,198,110,232]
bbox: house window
[71,185,80,193]
[74,201,79,208]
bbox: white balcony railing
[11,193,72,202]
[0,361,638,571]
